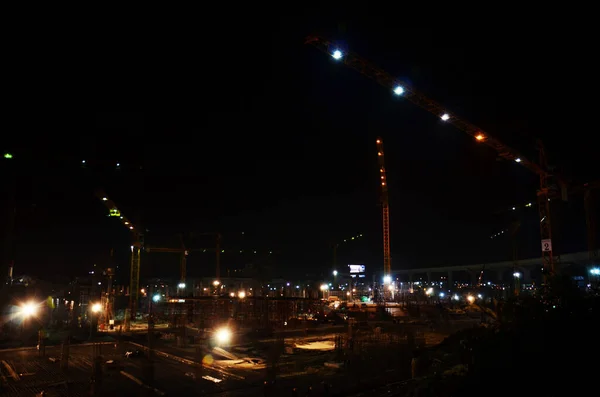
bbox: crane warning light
[102,197,107,201]
[475,134,485,141]
[3,153,12,159]
[332,50,343,60]
[109,208,121,217]
[515,158,522,163]
[441,113,450,121]
[393,86,404,95]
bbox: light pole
[90,302,102,339]
[512,272,521,296]
[590,268,600,289]
[320,284,329,300]
[19,301,38,337]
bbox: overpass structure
[389,251,597,285]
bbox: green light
[3,153,13,159]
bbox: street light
[89,302,102,339]
[20,302,38,318]
[320,284,329,300]
[214,327,231,345]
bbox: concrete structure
[386,251,597,285]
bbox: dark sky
[2,18,598,282]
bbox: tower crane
[95,188,142,329]
[376,138,391,282]
[146,232,223,286]
[306,36,599,279]
[146,234,189,286]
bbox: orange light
[381,176,384,179]
[381,182,386,186]
[377,152,382,156]
[475,134,484,141]
[376,139,381,144]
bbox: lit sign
[348,264,365,273]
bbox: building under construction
[162,296,324,331]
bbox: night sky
[2,19,598,282]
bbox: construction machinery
[95,189,143,330]
[306,36,599,281]
[331,233,363,270]
[146,232,222,287]
[376,138,391,283]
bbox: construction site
[1,33,599,396]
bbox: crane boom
[376,138,391,278]
[95,189,143,330]
[305,35,561,276]
[305,36,546,177]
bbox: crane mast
[95,189,143,330]
[376,137,391,279]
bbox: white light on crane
[441,113,450,121]
[515,158,521,163]
[393,86,404,95]
[332,50,343,60]
[383,275,392,284]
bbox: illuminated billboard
[348,264,365,274]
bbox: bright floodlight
[393,86,404,95]
[513,272,521,278]
[515,158,521,163]
[213,280,220,286]
[332,50,343,60]
[332,270,338,276]
[467,295,475,303]
[440,113,450,121]
[215,327,231,345]
[178,282,186,289]
[590,268,600,275]
[238,291,246,299]
[91,303,102,313]
[20,302,37,318]
[439,292,445,298]
[383,275,392,284]
[152,294,161,303]
[320,284,328,291]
